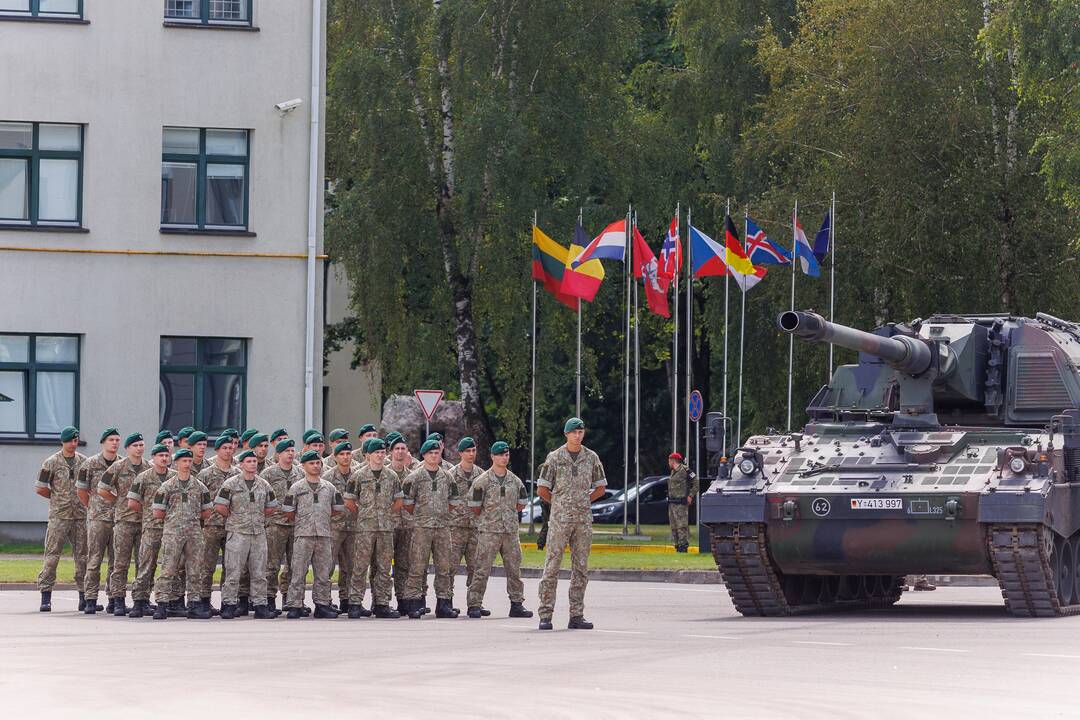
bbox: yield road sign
[414,390,445,420]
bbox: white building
[0,0,377,541]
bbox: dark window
[160,336,246,434]
[161,127,249,230]
[164,0,251,25]
[0,122,83,226]
[0,334,79,439]
[0,0,83,19]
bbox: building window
[0,334,79,439]
[160,337,246,434]
[0,122,83,226]
[161,127,249,230]
[0,0,83,19]
[164,0,251,25]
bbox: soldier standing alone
[35,426,88,612]
[666,452,696,553]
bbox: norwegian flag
[659,214,682,280]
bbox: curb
[521,543,700,555]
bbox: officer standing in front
[536,417,606,631]
[34,425,88,612]
[666,452,696,552]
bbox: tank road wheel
[800,576,825,605]
[1057,536,1076,607]
[781,576,805,606]
[835,576,859,603]
[1072,537,1080,608]
[823,576,842,604]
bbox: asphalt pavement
[2,578,1077,719]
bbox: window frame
[0,333,80,440]
[159,336,248,434]
[160,127,250,231]
[0,122,84,227]
[164,0,252,26]
[0,0,84,20]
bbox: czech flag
[745,217,791,265]
[561,221,605,302]
[571,219,626,267]
[531,225,578,309]
[689,226,729,277]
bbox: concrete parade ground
[3,578,1078,719]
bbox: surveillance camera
[275,98,303,114]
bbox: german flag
[531,225,578,309]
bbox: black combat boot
[301,604,312,617]
[128,600,147,618]
[567,616,594,630]
[396,598,408,614]
[39,591,52,612]
[105,597,116,614]
[407,599,424,619]
[267,596,280,617]
[467,606,483,619]
[153,602,168,620]
[435,598,459,619]
[509,602,534,618]
[313,603,340,619]
[538,618,553,630]
[77,592,86,612]
[338,596,350,614]
[480,607,491,616]
[83,594,97,614]
[286,606,302,619]
[347,605,366,619]
[237,596,250,617]
[187,600,211,619]
[167,597,187,617]
[253,604,274,619]
[112,596,129,616]
[373,604,401,619]
[220,603,236,619]
[202,596,220,617]
[421,596,431,615]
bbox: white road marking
[793,641,852,646]
[594,629,645,635]
[685,634,739,640]
[900,646,969,653]
[1022,653,1080,660]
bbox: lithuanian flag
[561,221,605,303]
[532,225,578,309]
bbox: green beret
[177,427,195,440]
[123,432,143,448]
[155,430,173,444]
[358,423,377,435]
[187,431,208,445]
[302,429,321,444]
[275,438,295,453]
[420,439,441,456]
[303,427,318,438]
[328,428,349,442]
[387,434,407,450]
[173,448,193,461]
[457,436,476,452]
[236,450,255,462]
[248,433,269,448]
[60,426,79,442]
[214,435,231,450]
[384,431,401,442]
[563,416,585,433]
[220,428,239,439]
[99,427,120,443]
[363,438,387,454]
[490,441,510,455]
[240,429,258,444]
[333,441,353,456]
[270,428,288,442]
[299,450,321,464]
[427,432,443,442]
[305,433,325,445]
[150,444,170,456]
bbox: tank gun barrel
[778,310,932,375]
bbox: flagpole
[623,205,631,538]
[633,211,641,536]
[672,203,679,454]
[737,205,748,449]
[684,206,692,466]
[576,207,583,416]
[529,210,538,536]
[722,198,730,456]
[787,200,798,431]
[828,190,836,378]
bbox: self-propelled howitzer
[701,310,1080,617]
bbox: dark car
[590,476,698,525]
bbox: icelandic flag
[813,210,831,263]
[659,215,682,280]
[793,211,820,277]
[571,219,626,267]
[689,226,729,277]
[745,217,791,265]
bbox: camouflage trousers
[537,522,592,620]
[83,519,114,600]
[265,523,294,598]
[108,521,140,599]
[668,503,689,547]
[450,525,478,590]
[222,533,268,606]
[393,527,426,601]
[155,532,204,602]
[199,525,249,598]
[467,532,525,608]
[287,535,333,607]
[348,530,394,606]
[406,527,453,601]
[331,528,356,601]
[36,517,87,592]
[132,527,163,601]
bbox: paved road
[2,579,1076,718]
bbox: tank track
[709,523,904,616]
[987,524,1080,617]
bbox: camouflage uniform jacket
[469,468,527,534]
[100,456,150,524]
[402,465,463,529]
[260,463,303,527]
[667,463,696,501]
[322,465,359,532]
[448,463,483,528]
[37,450,87,521]
[344,464,404,532]
[76,452,115,522]
[152,475,212,536]
[215,475,277,535]
[537,444,606,525]
[386,463,413,530]
[128,467,173,529]
[197,462,239,528]
[282,479,343,538]
[190,457,210,475]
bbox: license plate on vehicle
[850,498,902,510]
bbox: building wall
[323,262,382,432]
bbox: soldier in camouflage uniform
[343,438,404,618]
[325,429,349,471]
[267,428,288,463]
[195,435,238,615]
[350,424,378,464]
[154,431,174,467]
[536,417,606,630]
[466,441,533,619]
[99,432,149,615]
[402,439,463,619]
[324,440,359,613]
[214,450,277,619]
[35,426,88,612]
[425,432,455,472]
[665,453,696,552]
[386,433,423,614]
[176,427,195,449]
[75,427,119,613]
[449,437,483,612]
[152,449,213,619]
[261,438,303,615]
[283,450,344,619]
[248,433,271,474]
[126,444,173,617]
[188,431,210,474]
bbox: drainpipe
[304,0,323,429]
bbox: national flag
[632,224,670,317]
[689,226,729,277]
[723,215,757,276]
[745,217,791,265]
[793,210,820,277]
[659,215,682,280]
[732,265,768,292]
[560,222,605,302]
[571,219,626,267]
[531,225,578,309]
[813,210,831,262]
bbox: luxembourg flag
[689,226,729,277]
[571,219,626,267]
[793,210,820,277]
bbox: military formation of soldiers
[33,416,608,629]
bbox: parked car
[519,488,618,523]
[590,476,698,525]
